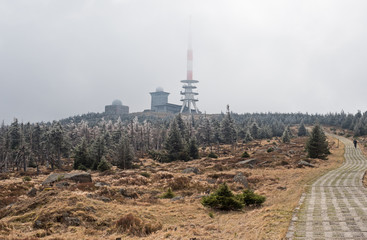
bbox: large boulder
[182,167,200,174]
[42,171,92,185]
[27,188,37,197]
[298,160,315,168]
[119,188,139,199]
[233,172,249,188]
[236,158,258,166]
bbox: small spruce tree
[250,122,259,139]
[115,136,135,169]
[73,139,92,170]
[97,157,111,172]
[306,124,330,159]
[282,128,291,143]
[220,105,237,144]
[188,138,199,159]
[243,129,253,143]
[201,183,243,210]
[164,119,186,161]
[298,121,307,136]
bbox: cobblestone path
[286,137,367,239]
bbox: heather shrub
[140,172,151,178]
[208,152,218,158]
[23,176,31,182]
[241,151,250,158]
[160,188,175,199]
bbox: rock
[119,188,139,199]
[66,172,92,183]
[56,181,70,188]
[86,194,111,202]
[99,196,111,202]
[85,206,96,213]
[65,217,81,226]
[27,188,37,197]
[258,161,270,166]
[95,182,110,187]
[206,178,216,184]
[42,171,92,185]
[236,158,258,166]
[182,167,200,174]
[33,220,44,229]
[233,172,249,188]
[170,196,184,201]
[298,160,315,168]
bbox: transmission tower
[180,18,199,114]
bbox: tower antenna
[180,16,199,114]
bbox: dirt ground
[0,135,345,240]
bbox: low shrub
[201,183,243,210]
[23,176,31,182]
[28,159,37,168]
[208,152,218,158]
[160,188,175,199]
[241,151,250,158]
[77,164,88,171]
[237,189,266,206]
[97,158,111,172]
[140,172,151,178]
[280,160,289,166]
[148,150,169,162]
[57,175,64,181]
[267,148,274,153]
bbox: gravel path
[286,136,367,239]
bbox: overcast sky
[1,0,367,124]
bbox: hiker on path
[353,139,358,148]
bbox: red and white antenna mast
[180,16,199,114]
[187,17,193,80]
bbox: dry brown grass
[167,176,191,191]
[0,136,346,240]
[115,213,162,236]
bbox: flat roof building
[150,88,181,114]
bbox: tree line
[0,108,365,172]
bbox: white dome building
[105,99,129,115]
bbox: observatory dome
[112,99,123,106]
[156,87,164,92]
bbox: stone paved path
[286,136,367,239]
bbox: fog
[1,0,367,123]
